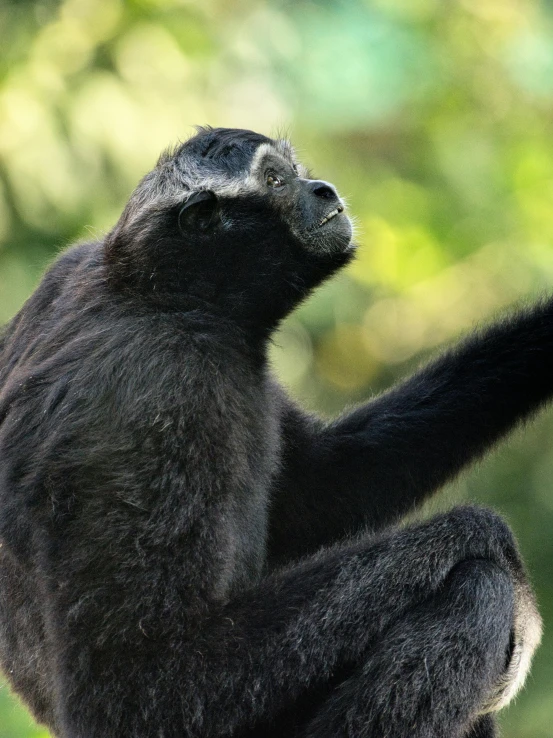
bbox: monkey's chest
[178,382,281,600]
[210,483,270,599]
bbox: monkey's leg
[50,509,525,738]
[303,560,512,738]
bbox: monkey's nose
[308,180,339,200]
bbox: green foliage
[0,689,48,738]
[2,0,553,735]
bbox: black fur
[0,128,547,737]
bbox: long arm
[269,299,553,564]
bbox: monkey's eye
[266,172,285,189]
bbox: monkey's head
[105,128,354,335]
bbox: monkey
[0,126,548,738]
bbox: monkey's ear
[178,190,219,233]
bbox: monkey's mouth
[318,205,344,227]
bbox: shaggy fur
[0,127,546,737]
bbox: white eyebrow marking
[122,138,309,230]
[175,141,302,200]
[242,141,309,188]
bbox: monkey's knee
[445,558,541,715]
[482,579,541,713]
[444,559,514,663]
[303,561,517,738]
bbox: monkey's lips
[318,205,344,227]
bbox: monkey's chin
[306,214,354,255]
[323,211,352,237]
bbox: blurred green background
[1,0,553,735]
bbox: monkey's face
[107,128,355,330]
[252,147,354,257]
[171,129,353,257]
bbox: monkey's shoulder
[0,238,282,488]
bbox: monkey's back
[0,240,282,732]
[0,242,105,729]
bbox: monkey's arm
[269,300,553,564]
[47,508,514,738]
